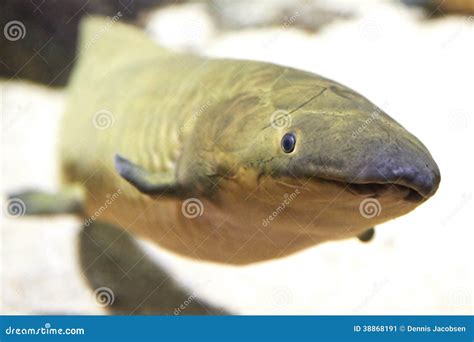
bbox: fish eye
[281,133,296,153]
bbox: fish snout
[381,158,440,199]
[355,136,441,201]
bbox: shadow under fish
[79,221,226,315]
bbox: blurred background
[1,0,473,314]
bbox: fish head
[176,66,440,263]
[195,68,439,238]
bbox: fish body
[59,18,440,264]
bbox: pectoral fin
[114,154,183,197]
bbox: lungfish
[11,17,440,265]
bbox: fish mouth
[345,182,425,203]
[274,175,428,203]
[283,155,440,203]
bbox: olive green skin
[60,18,439,264]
